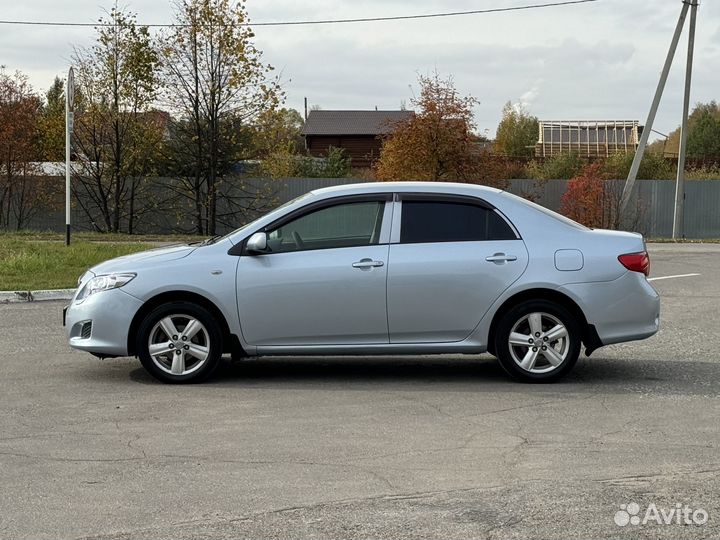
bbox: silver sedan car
[64,182,660,383]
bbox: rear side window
[400,201,517,244]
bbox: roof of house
[301,110,414,136]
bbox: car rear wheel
[137,302,222,384]
[494,300,581,382]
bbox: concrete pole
[673,0,698,239]
[620,1,690,216]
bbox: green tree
[37,76,65,161]
[321,146,351,177]
[71,7,160,233]
[654,101,720,158]
[526,152,584,180]
[259,145,300,178]
[602,151,675,180]
[251,107,304,157]
[261,146,351,179]
[494,101,538,157]
[687,103,720,158]
[160,0,282,235]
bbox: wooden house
[302,110,413,168]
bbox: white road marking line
[647,273,701,282]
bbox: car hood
[87,244,196,276]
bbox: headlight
[75,273,136,303]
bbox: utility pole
[65,67,75,246]
[673,0,699,239]
[619,0,691,216]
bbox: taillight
[618,251,650,276]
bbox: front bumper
[64,288,143,356]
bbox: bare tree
[159,0,281,235]
[72,6,160,233]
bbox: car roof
[309,181,503,199]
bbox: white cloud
[0,0,717,138]
[518,82,542,111]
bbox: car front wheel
[137,302,222,384]
[494,300,581,382]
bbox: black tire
[136,301,223,384]
[494,299,581,383]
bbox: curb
[0,289,75,304]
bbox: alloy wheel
[508,312,570,374]
[147,314,210,376]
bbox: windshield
[502,191,590,231]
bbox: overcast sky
[2,0,719,139]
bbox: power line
[0,0,600,28]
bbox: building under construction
[535,120,642,158]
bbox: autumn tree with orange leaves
[560,163,606,228]
[0,69,56,230]
[560,162,644,230]
[375,73,493,184]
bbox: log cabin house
[302,110,414,168]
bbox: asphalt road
[1,243,719,540]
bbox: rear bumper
[64,288,143,356]
[561,271,660,347]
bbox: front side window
[400,201,517,244]
[267,201,385,253]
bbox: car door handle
[485,253,518,263]
[352,258,384,269]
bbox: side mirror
[246,232,268,254]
